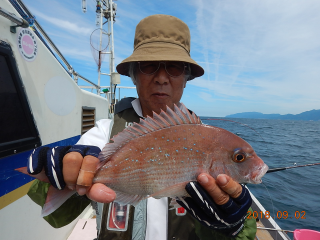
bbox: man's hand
[176,173,252,237]
[27,145,116,203]
[63,148,116,203]
[197,173,243,205]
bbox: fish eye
[233,151,247,163]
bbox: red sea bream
[94,103,268,206]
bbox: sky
[23,0,320,117]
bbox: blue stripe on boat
[0,135,81,198]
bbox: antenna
[81,0,87,13]
[96,1,102,26]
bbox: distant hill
[226,109,320,121]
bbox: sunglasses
[138,61,186,77]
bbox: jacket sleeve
[194,208,257,240]
[234,208,257,240]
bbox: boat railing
[5,0,136,102]
[79,85,136,103]
[0,5,29,32]
[5,0,106,95]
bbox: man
[27,14,256,239]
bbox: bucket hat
[116,14,204,80]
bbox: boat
[0,0,113,239]
[0,0,293,239]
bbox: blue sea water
[201,117,320,238]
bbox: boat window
[0,42,41,158]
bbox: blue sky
[23,0,320,117]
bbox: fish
[17,103,268,216]
[93,103,268,206]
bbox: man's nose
[154,64,169,84]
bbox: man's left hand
[176,173,252,237]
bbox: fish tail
[41,186,76,217]
[15,166,50,183]
[15,167,76,217]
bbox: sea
[200,117,320,239]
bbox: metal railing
[0,6,28,27]
[5,0,135,102]
[8,0,101,93]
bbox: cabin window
[82,107,95,134]
[0,42,41,158]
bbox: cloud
[186,0,320,114]
[32,10,92,35]
[197,92,215,102]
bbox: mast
[100,0,118,106]
[82,0,119,110]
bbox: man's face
[135,63,187,118]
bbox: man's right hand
[28,145,116,203]
[63,148,116,203]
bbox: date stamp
[247,210,306,219]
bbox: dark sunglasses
[138,61,186,77]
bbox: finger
[63,152,83,190]
[216,174,243,199]
[231,185,252,206]
[77,155,99,187]
[197,173,229,205]
[86,183,116,203]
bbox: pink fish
[17,103,268,216]
[94,103,268,206]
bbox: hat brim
[116,42,204,80]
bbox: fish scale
[94,103,268,206]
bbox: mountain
[226,109,320,121]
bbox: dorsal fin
[98,103,201,163]
[144,116,161,130]
[181,103,195,124]
[159,109,177,126]
[152,112,171,127]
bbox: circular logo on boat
[17,28,38,62]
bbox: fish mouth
[250,164,269,184]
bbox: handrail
[0,6,29,27]
[79,86,136,89]
[11,0,129,98]
[76,73,100,89]
[15,0,101,93]
[16,0,73,72]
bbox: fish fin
[169,192,192,209]
[98,102,200,163]
[169,198,180,209]
[114,190,147,207]
[169,198,182,209]
[16,167,76,216]
[152,111,171,127]
[165,106,183,124]
[149,181,190,199]
[174,105,189,124]
[15,167,50,183]
[180,103,195,124]
[41,186,76,217]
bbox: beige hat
[116,14,204,80]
